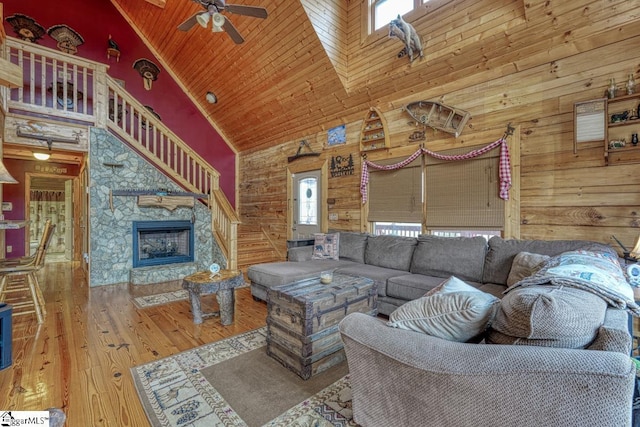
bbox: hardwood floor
[0,262,267,426]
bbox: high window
[372,0,429,31]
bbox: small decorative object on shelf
[627,74,636,95]
[608,139,626,149]
[607,78,617,99]
[633,133,639,146]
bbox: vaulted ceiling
[111,0,352,153]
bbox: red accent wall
[2,0,236,202]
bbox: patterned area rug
[130,328,356,427]
[133,290,189,308]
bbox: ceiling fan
[178,0,268,44]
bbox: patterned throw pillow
[311,233,340,260]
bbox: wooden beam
[0,57,22,89]
[145,0,166,8]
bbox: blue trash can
[0,303,12,370]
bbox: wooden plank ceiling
[111,0,348,153]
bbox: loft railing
[4,38,240,270]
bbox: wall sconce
[0,159,18,184]
[33,152,50,161]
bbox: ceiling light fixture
[33,152,50,161]
[211,13,225,32]
[206,91,217,104]
[196,12,210,28]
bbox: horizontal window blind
[368,158,422,223]
[425,149,504,229]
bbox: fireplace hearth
[132,220,194,268]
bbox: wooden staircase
[237,225,285,280]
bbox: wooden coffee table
[266,273,377,379]
[182,269,244,325]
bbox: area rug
[133,290,189,308]
[130,327,357,426]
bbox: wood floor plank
[0,262,267,426]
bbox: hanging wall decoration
[327,124,346,146]
[6,14,46,43]
[404,100,470,137]
[107,34,121,62]
[47,24,84,54]
[138,105,162,130]
[48,82,83,108]
[388,15,423,63]
[133,59,160,90]
[330,154,355,178]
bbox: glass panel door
[293,170,322,238]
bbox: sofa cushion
[335,263,408,297]
[312,233,340,260]
[486,285,607,349]
[387,276,499,342]
[482,236,617,286]
[337,231,368,263]
[386,274,475,301]
[248,259,354,288]
[364,235,417,271]
[506,251,550,286]
[410,235,487,283]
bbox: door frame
[286,159,328,240]
[25,171,82,262]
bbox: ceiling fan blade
[224,4,268,19]
[178,13,200,31]
[222,18,245,44]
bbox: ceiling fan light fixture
[33,152,50,161]
[196,12,210,28]
[211,13,225,32]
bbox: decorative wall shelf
[360,107,389,152]
[574,92,640,165]
[405,101,470,137]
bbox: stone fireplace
[132,220,194,268]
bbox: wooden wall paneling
[232,0,640,257]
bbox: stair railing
[4,37,240,269]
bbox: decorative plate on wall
[47,24,84,55]
[6,14,46,43]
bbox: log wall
[240,0,640,256]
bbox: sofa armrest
[339,312,635,427]
[287,246,313,262]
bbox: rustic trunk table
[266,273,377,379]
[182,269,244,325]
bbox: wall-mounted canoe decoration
[405,101,471,137]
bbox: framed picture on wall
[327,124,346,146]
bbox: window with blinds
[366,149,504,234]
[368,158,422,223]
[425,150,504,230]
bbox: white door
[292,170,322,238]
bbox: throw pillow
[388,276,499,342]
[506,252,550,287]
[311,233,340,260]
[486,285,607,349]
